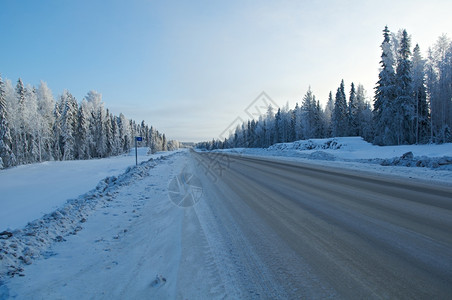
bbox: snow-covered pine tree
[294,102,303,140]
[249,119,257,147]
[301,87,316,139]
[289,107,296,142]
[374,26,397,145]
[149,126,158,153]
[118,113,131,153]
[411,44,430,144]
[60,90,78,160]
[144,123,150,148]
[356,84,373,141]
[240,122,247,146]
[37,81,56,161]
[333,80,348,137]
[394,29,414,145]
[274,108,281,144]
[348,83,359,136]
[427,35,452,143]
[24,85,41,163]
[0,74,16,168]
[254,116,265,147]
[105,109,113,157]
[77,100,91,159]
[265,105,275,147]
[277,104,290,143]
[111,115,122,156]
[324,92,334,138]
[85,91,107,157]
[313,100,324,138]
[14,78,28,164]
[52,96,63,160]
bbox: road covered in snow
[1,145,452,299]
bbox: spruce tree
[374,26,397,145]
[60,91,78,160]
[348,83,358,136]
[0,74,16,168]
[394,29,414,144]
[412,44,429,143]
[324,91,334,137]
[77,101,90,159]
[333,80,348,137]
[37,81,56,161]
[15,78,28,163]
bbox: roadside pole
[135,136,142,166]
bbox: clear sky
[1,0,451,142]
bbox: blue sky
[1,0,451,142]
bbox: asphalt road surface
[191,151,452,299]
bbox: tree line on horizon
[197,27,452,150]
[0,78,178,169]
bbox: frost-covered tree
[324,91,334,137]
[293,102,303,140]
[333,80,348,137]
[162,134,167,151]
[14,78,27,163]
[111,115,122,156]
[37,81,55,161]
[274,108,281,144]
[53,96,63,160]
[356,84,373,141]
[264,105,275,147]
[348,83,358,136]
[301,87,317,139]
[119,113,131,152]
[85,91,107,157]
[77,100,91,159]
[426,34,452,143]
[60,90,78,160]
[276,103,291,143]
[374,26,397,145]
[394,29,414,145]
[105,109,113,157]
[411,44,430,144]
[24,85,41,163]
[0,74,15,168]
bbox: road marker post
[135,136,143,165]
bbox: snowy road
[192,151,452,299]
[2,150,452,299]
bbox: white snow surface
[212,137,452,185]
[1,150,227,299]
[0,148,177,231]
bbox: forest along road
[191,150,452,299]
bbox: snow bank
[213,137,452,183]
[268,138,343,151]
[0,154,173,281]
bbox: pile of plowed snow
[219,137,452,171]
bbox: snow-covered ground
[213,137,452,185]
[1,150,227,299]
[0,148,177,232]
